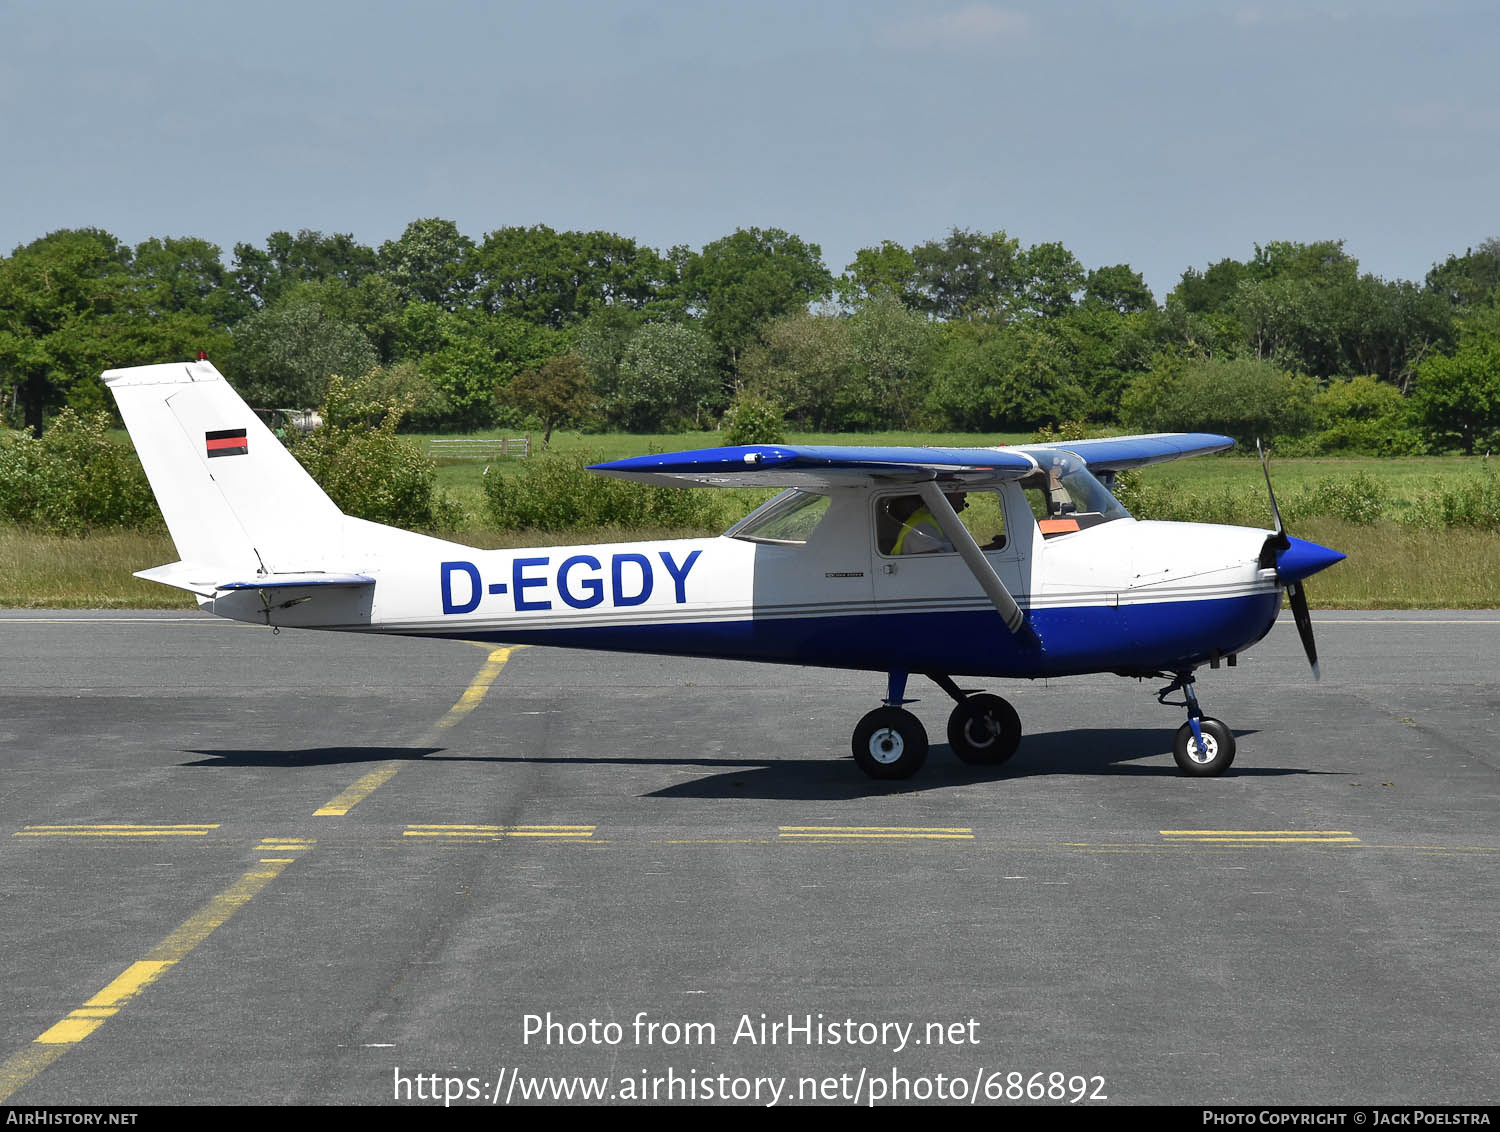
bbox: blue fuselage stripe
[410,594,1281,678]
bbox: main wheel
[852,707,929,780]
[946,693,1022,766]
[1172,717,1236,777]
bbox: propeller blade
[1287,581,1320,680]
[1257,439,1288,549]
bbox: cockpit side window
[1021,455,1131,538]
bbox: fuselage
[205,483,1284,681]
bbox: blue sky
[2,0,1496,299]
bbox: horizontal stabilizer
[216,573,376,590]
[135,562,374,596]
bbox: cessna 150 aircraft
[105,359,1344,780]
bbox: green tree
[378,218,477,310]
[1121,356,1316,445]
[910,228,1023,320]
[291,374,458,530]
[925,321,1087,430]
[1412,329,1500,455]
[1016,241,1085,317]
[505,353,594,447]
[473,225,669,328]
[739,312,855,431]
[1085,264,1156,314]
[0,229,132,433]
[228,294,378,409]
[1306,376,1424,455]
[418,309,566,429]
[231,229,379,310]
[610,321,720,430]
[1425,238,1500,308]
[676,227,834,376]
[839,240,922,307]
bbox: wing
[1019,432,1233,472]
[589,444,1037,489]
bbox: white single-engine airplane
[105,360,1345,780]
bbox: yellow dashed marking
[14,824,218,839]
[403,824,595,841]
[778,825,974,841]
[0,854,302,1102]
[1161,829,1361,845]
[314,645,525,817]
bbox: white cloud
[884,4,1033,52]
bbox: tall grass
[0,529,193,609]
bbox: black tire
[1172,717,1236,777]
[946,693,1022,766]
[852,707,929,780]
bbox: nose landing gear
[1158,672,1236,776]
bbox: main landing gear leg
[1158,672,1236,777]
[851,670,929,780]
[929,674,1022,766]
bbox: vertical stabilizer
[104,361,344,572]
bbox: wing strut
[916,483,1028,636]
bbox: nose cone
[1276,535,1346,585]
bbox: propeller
[1257,441,1344,680]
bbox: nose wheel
[1159,672,1236,777]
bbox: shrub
[719,391,787,445]
[1121,356,1316,446]
[291,375,462,531]
[1409,465,1500,529]
[483,448,728,532]
[0,410,160,533]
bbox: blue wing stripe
[591,445,1036,477]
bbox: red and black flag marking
[205,428,248,458]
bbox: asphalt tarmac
[0,610,1496,1107]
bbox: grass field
[9,431,1500,609]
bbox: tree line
[3,222,1499,454]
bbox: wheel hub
[1185,733,1219,764]
[869,728,904,764]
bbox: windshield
[1022,452,1131,537]
[727,489,831,545]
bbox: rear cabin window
[874,489,1008,556]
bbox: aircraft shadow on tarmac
[181,728,1337,801]
[182,746,442,767]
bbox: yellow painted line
[780,827,978,839]
[19,824,219,830]
[14,824,218,839]
[1356,844,1498,852]
[437,645,525,729]
[403,824,595,840]
[779,832,975,841]
[1175,838,1361,845]
[1161,830,1355,836]
[314,645,525,817]
[0,855,300,1102]
[313,763,404,817]
[405,824,594,831]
